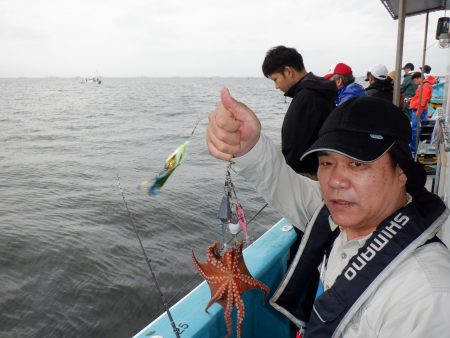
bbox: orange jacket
[409,80,433,111]
[425,74,437,85]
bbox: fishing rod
[117,116,265,331]
[116,174,181,338]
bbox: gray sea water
[0,77,288,337]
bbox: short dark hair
[388,143,426,194]
[403,62,414,70]
[411,72,422,80]
[421,65,431,73]
[333,74,355,86]
[262,46,305,77]
[387,147,399,169]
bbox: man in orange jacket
[409,72,433,154]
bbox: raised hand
[206,88,261,160]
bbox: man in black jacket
[262,46,337,176]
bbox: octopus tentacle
[192,241,270,338]
[205,281,228,312]
[224,280,234,337]
[233,280,246,338]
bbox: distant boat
[81,76,101,84]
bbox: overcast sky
[1,0,448,77]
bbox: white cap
[369,64,388,80]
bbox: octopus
[192,241,270,338]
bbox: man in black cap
[206,90,450,337]
[401,62,417,120]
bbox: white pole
[393,0,406,107]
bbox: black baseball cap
[301,97,426,193]
[403,62,414,70]
[301,97,410,162]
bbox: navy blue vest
[272,188,447,337]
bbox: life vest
[270,188,447,337]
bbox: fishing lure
[193,163,264,337]
[141,119,202,197]
[217,162,251,247]
[141,140,189,196]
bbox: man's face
[269,68,295,93]
[403,67,411,73]
[368,74,376,85]
[317,151,407,238]
[331,75,343,89]
[413,77,421,86]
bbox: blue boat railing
[133,218,298,338]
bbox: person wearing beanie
[262,46,337,176]
[207,91,450,338]
[365,64,393,101]
[323,63,366,105]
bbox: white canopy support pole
[420,11,429,80]
[393,0,406,107]
[414,10,430,156]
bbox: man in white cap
[365,64,393,101]
[206,90,450,337]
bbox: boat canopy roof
[379,0,449,106]
[381,0,450,19]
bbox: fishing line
[150,201,270,320]
[246,202,269,225]
[116,174,181,338]
[189,117,202,137]
[224,163,269,244]
[151,273,203,322]
[226,202,269,246]
[140,116,204,196]
[118,115,266,330]
[195,201,270,238]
